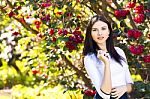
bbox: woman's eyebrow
[101,26,107,28]
[91,28,98,30]
[92,26,107,28]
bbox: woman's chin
[97,41,105,44]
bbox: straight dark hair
[83,15,125,65]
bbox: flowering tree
[0,0,150,98]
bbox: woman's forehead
[92,20,108,28]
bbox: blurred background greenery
[0,0,150,98]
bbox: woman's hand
[97,50,109,65]
[111,85,127,99]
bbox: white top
[84,47,133,99]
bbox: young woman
[83,15,133,99]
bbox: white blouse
[84,47,133,99]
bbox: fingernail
[98,50,102,54]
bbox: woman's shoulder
[84,53,95,59]
[84,53,98,63]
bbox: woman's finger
[111,93,118,98]
[111,88,117,92]
[98,50,103,54]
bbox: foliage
[0,0,150,98]
[12,84,83,99]
[130,81,150,98]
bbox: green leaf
[145,82,150,92]
[134,81,146,92]
[60,80,67,85]
[33,4,38,10]
[51,22,57,28]
[20,2,25,5]
[67,2,72,7]
[120,20,126,27]
[47,40,51,46]
[90,0,97,3]
[57,37,68,42]
[146,12,150,17]
[14,2,19,6]
[138,25,146,30]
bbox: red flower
[75,27,80,30]
[26,16,30,19]
[114,9,129,18]
[75,35,83,43]
[58,29,68,35]
[37,33,43,38]
[133,30,142,39]
[73,30,81,36]
[16,6,21,10]
[36,25,40,29]
[56,12,63,15]
[65,41,76,50]
[148,34,150,39]
[133,14,145,24]
[126,2,135,8]
[69,35,83,43]
[12,32,20,36]
[77,15,81,18]
[34,21,41,25]
[134,5,144,14]
[125,10,130,15]
[66,12,73,17]
[8,11,15,17]
[52,37,57,42]
[49,28,55,35]
[84,89,96,96]
[127,29,142,39]
[32,68,39,75]
[40,14,50,21]
[44,74,48,79]
[127,29,134,38]
[143,55,150,63]
[129,45,144,55]
[41,3,51,7]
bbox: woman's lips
[97,37,104,40]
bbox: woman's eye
[92,29,97,31]
[101,27,106,30]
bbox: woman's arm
[84,54,111,98]
[111,84,133,99]
[100,63,112,94]
[97,50,112,95]
[126,83,132,93]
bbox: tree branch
[112,0,121,9]
[127,14,138,29]
[0,1,39,34]
[5,0,14,9]
[60,53,92,88]
[13,17,39,34]
[101,0,118,28]
[0,5,7,13]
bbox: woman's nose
[97,32,102,36]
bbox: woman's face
[91,20,110,44]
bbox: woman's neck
[97,42,107,52]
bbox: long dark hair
[83,15,125,65]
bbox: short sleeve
[115,47,134,84]
[84,54,110,99]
